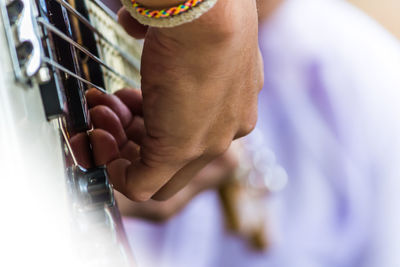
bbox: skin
[87,0,263,203]
[83,0,283,221]
[114,0,286,221]
[256,0,284,23]
[116,148,238,222]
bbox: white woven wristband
[121,0,218,28]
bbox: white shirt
[124,1,400,266]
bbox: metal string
[53,0,141,71]
[58,117,79,166]
[37,18,140,89]
[88,0,118,21]
[42,56,109,94]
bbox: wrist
[122,0,220,28]
[155,0,251,46]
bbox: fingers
[104,147,199,202]
[114,88,143,116]
[104,134,185,201]
[117,8,148,39]
[107,158,131,190]
[152,156,211,200]
[69,132,93,169]
[89,129,140,167]
[86,88,133,128]
[90,105,128,147]
[125,116,146,145]
[86,88,142,118]
[111,146,236,202]
[87,101,169,200]
[120,141,140,161]
[122,157,180,202]
[102,137,179,202]
[86,88,145,144]
[152,148,238,200]
[86,90,178,201]
[115,188,195,222]
[89,129,119,166]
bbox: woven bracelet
[121,0,218,28]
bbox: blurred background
[105,0,400,39]
[349,0,400,39]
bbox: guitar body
[0,0,140,266]
[0,11,71,266]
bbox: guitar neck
[84,0,142,92]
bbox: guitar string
[88,0,119,21]
[37,18,140,89]
[53,0,141,72]
[58,117,79,166]
[42,56,108,94]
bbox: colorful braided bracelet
[132,0,205,19]
[121,0,218,28]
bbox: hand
[116,147,238,222]
[89,0,263,202]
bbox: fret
[44,1,139,264]
[42,56,108,94]
[54,0,141,72]
[85,0,142,92]
[38,17,140,89]
[38,0,91,132]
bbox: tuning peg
[6,0,24,25]
[69,166,115,211]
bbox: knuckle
[243,114,258,135]
[205,138,232,158]
[90,105,114,119]
[126,190,153,203]
[237,110,258,138]
[149,205,175,223]
[140,137,177,164]
[141,136,203,166]
[152,189,178,202]
[184,147,204,162]
[90,104,107,115]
